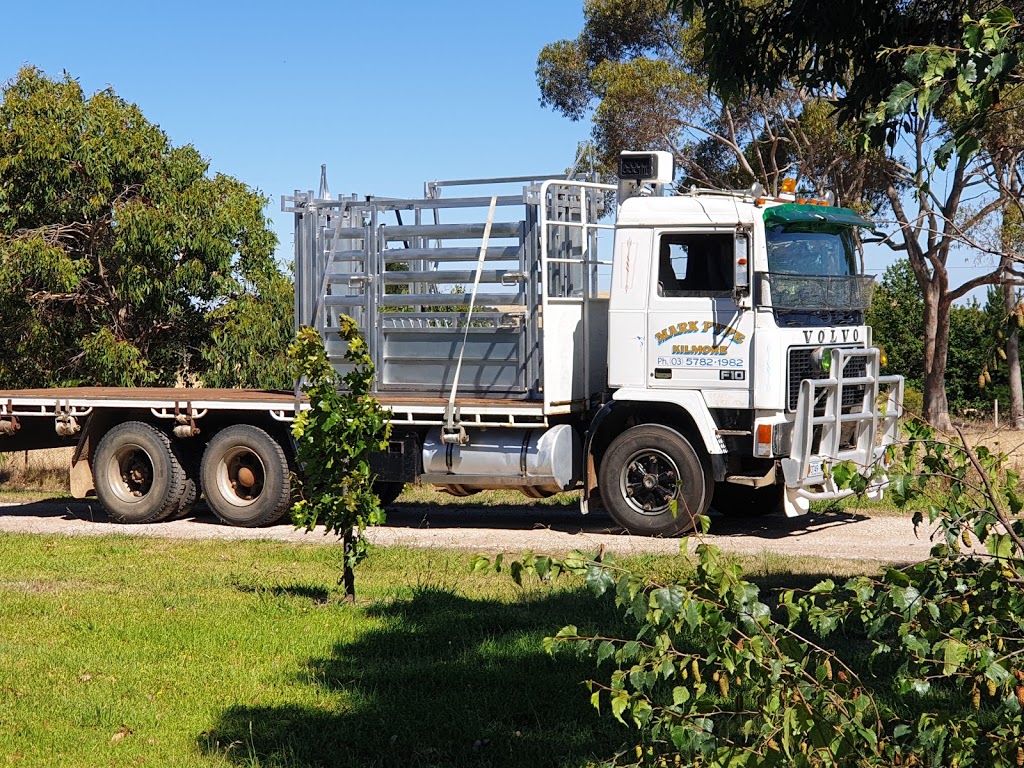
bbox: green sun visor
[763,203,874,229]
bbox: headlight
[810,346,832,375]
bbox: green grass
[0,535,628,768]
[0,535,883,768]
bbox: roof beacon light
[780,178,797,194]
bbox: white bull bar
[780,347,904,516]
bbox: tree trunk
[1004,279,1024,429]
[342,529,356,604]
[922,289,953,431]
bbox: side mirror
[734,232,750,296]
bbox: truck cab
[588,152,903,534]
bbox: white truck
[0,151,902,535]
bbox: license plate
[806,459,824,480]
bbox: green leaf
[986,532,1013,560]
[610,692,629,724]
[585,564,615,596]
[985,661,1011,684]
[885,81,919,117]
[941,638,969,675]
[983,6,1016,27]
[809,579,835,595]
[653,586,685,619]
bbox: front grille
[787,347,866,411]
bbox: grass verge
[0,535,881,768]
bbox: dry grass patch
[396,484,579,507]
[954,420,1024,472]
[0,447,71,494]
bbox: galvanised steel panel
[288,172,613,409]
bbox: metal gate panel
[287,174,614,409]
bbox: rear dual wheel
[94,422,291,527]
[94,422,189,524]
[200,425,291,527]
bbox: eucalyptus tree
[0,67,287,388]
[537,0,890,207]
[668,1,1024,430]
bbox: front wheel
[200,425,291,527]
[598,424,710,536]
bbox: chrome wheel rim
[619,448,680,516]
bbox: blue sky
[2,0,591,265]
[1,0,996,300]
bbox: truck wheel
[169,452,201,520]
[598,424,710,536]
[374,481,405,507]
[712,483,783,517]
[94,422,187,524]
[201,425,290,527]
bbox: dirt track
[0,498,934,564]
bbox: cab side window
[658,233,733,297]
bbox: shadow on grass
[202,586,627,768]
[705,508,872,538]
[233,583,332,604]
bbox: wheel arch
[586,395,727,488]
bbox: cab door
[646,230,754,408]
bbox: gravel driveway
[0,498,934,564]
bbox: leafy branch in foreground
[474,541,887,767]
[800,420,1024,765]
[288,320,391,600]
[482,420,1024,765]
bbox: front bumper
[778,347,904,516]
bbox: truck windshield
[763,226,873,317]
[766,227,857,276]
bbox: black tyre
[598,424,710,536]
[374,481,405,507]
[94,421,188,524]
[200,425,291,527]
[712,483,784,517]
[169,450,201,520]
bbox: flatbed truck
[0,151,903,535]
